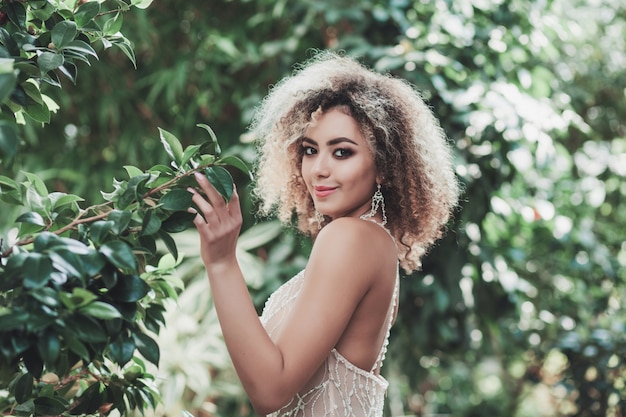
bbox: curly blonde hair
[251,51,460,273]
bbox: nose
[310,152,330,178]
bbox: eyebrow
[301,137,359,146]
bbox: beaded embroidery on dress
[260,265,399,417]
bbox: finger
[188,186,220,224]
[227,184,243,221]
[194,172,226,209]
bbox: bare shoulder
[317,217,395,249]
[310,218,397,283]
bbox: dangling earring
[360,183,387,226]
[315,210,325,230]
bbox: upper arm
[269,218,395,400]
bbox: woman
[188,51,459,416]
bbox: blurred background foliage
[1,0,625,416]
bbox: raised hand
[188,172,242,270]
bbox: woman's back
[260,262,399,417]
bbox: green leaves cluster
[0,0,151,160]
[0,125,251,416]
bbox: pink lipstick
[314,186,336,198]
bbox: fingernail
[194,172,203,180]
[187,187,195,194]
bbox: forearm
[188,176,292,412]
[206,262,289,411]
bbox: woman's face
[301,107,378,221]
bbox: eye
[302,145,317,156]
[333,148,353,158]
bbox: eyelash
[333,148,353,158]
[302,146,353,158]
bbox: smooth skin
[189,108,398,415]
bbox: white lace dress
[259,268,399,417]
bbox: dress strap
[371,271,399,373]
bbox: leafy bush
[0,120,250,416]
[0,0,154,160]
[0,1,257,415]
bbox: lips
[314,185,337,198]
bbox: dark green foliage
[1,61,250,416]
[1,0,625,416]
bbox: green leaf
[218,155,253,180]
[158,230,178,259]
[58,61,77,83]
[70,381,103,415]
[14,373,34,404]
[0,28,19,56]
[0,311,29,331]
[50,193,84,211]
[32,231,60,250]
[138,235,157,255]
[141,211,161,236]
[0,68,17,104]
[23,253,54,289]
[37,331,61,366]
[119,173,150,208]
[81,250,106,276]
[180,144,202,168]
[117,187,136,210]
[23,99,51,123]
[131,0,154,9]
[28,1,54,21]
[124,165,144,178]
[161,211,195,233]
[74,1,100,27]
[16,211,46,226]
[103,12,123,36]
[61,39,98,59]
[90,220,114,244]
[23,172,48,196]
[51,21,78,48]
[133,332,159,366]
[22,81,43,104]
[100,240,137,271]
[108,209,132,234]
[5,2,27,29]
[204,166,234,202]
[159,127,183,167]
[160,188,193,211]
[197,134,221,157]
[34,396,68,416]
[109,274,150,302]
[23,348,43,378]
[39,234,91,254]
[67,315,108,343]
[196,123,219,145]
[59,288,97,310]
[61,331,90,360]
[37,52,64,73]
[111,36,136,68]
[79,301,122,320]
[0,120,19,159]
[13,400,34,415]
[237,220,283,251]
[109,333,135,366]
[49,249,84,278]
[148,164,174,176]
[30,287,60,307]
[41,69,61,87]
